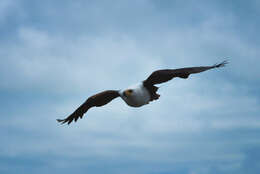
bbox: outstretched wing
[144,60,228,85]
[57,90,120,125]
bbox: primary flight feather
[57,60,228,125]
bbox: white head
[118,83,151,107]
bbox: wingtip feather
[57,119,67,125]
[56,119,63,122]
[214,60,229,68]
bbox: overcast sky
[0,0,260,174]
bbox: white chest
[120,83,151,107]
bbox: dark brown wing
[57,90,120,125]
[144,61,228,85]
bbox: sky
[0,0,260,174]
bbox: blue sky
[0,0,260,174]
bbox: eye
[128,89,133,93]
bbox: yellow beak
[123,90,132,97]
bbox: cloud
[0,1,260,174]
[0,0,16,23]
[0,26,163,94]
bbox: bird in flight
[57,60,228,125]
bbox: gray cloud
[0,0,260,174]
